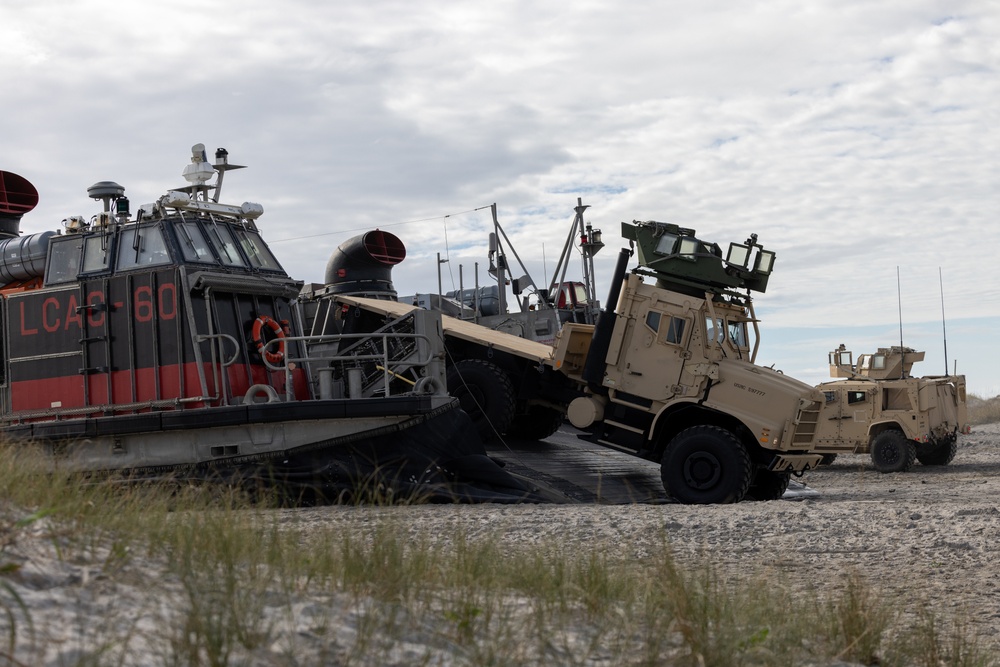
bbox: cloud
[2,0,997,390]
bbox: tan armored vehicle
[333,221,826,504]
[812,345,968,472]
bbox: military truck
[812,345,968,472]
[326,220,826,504]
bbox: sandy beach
[5,422,1000,665]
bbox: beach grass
[0,441,994,666]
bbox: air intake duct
[323,229,406,297]
[0,170,39,239]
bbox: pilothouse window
[81,234,112,274]
[178,222,216,263]
[44,236,84,285]
[207,224,247,267]
[116,226,171,270]
[236,230,282,271]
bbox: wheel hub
[683,451,722,490]
[877,442,899,464]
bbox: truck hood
[702,358,824,450]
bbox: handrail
[258,331,438,401]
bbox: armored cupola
[622,220,775,297]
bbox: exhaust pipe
[582,248,631,387]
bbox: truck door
[617,307,690,401]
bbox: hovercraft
[0,145,539,503]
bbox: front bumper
[768,453,823,474]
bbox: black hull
[3,399,553,504]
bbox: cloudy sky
[3,0,998,394]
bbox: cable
[267,205,492,244]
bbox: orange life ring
[251,315,286,365]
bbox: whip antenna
[897,266,905,379]
[939,267,949,376]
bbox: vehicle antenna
[939,267,949,376]
[897,266,905,379]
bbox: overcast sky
[3,1,998,394]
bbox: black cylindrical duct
[323,230,406,297]
[0,231,56,282]
[582,248,632,386]
[0,171,39,240]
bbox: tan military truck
[812,345,968,472]
[333,220,826,504]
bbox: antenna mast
[897,266,905,379]
[939,267,949,376]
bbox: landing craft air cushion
[0,146,542,503]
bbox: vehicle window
[727,320,749,349]
[116,226,171,270]
[664,316,687,345]
[704,316,724,344]
[847,391,867,404]
[645,311,661,333]
[679,237,700,261]
[235,230,283,270]
[81,234,112,273]
[207,224,247,267]
[44,236,84,285]
[177,222,217,263]
[872,355,886,370]
[824,391,837,403]
[653,232,678,256]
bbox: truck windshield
[727,320,749,349]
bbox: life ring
[251,315,286,365]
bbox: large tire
[746,468,790,501]
[446,359,516,442]
[916,434,958,466]
[507,405,564,441]
[660,426,752,504]
[870,431,916,473]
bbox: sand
[4,423,1000,665]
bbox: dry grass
[0,441,994,666]
[968,393,1000,425]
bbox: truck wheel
[746,469,790,501]
[446,359,515,442]
[916,434,957,466]
[660,426,752,504]
[870,431,916,473]
[507,406,564,441]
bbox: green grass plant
[0,440,995,666]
